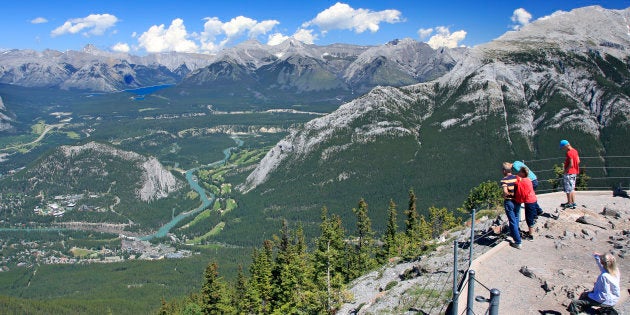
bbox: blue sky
[3,0,629,54]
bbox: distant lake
[125,84,174,96]
[124,84,174,101]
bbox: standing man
[560,139,580,209]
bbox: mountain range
[0,38,460,105]
[234,5,630,224]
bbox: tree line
[158,189,461,314]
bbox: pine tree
[381,199,400,260]
[404,189,419,238]
[404,189,422,257]
[348,198,377,279]
[201,262,234,314]
[428,206,458,238]
[249,240,274,313]
[313,207,347,313]
[271,221,318,314]
[271,220,300,313]
[234,265,256,314]
[158,297,169,315]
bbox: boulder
[602,207,622,219]
[576,216,608,229]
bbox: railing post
[489,288,500,315]
[451,239,459,315]
[466,270,475,315]
[469,208,476,268]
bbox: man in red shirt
[560,139,580,209]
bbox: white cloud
[131,31,137,38]
[249,20,280,38]
[198,16,280,52]
[51,14,118,37]
[511,8,532,30]
[138,18,198,53]
[30,17,48,24]
[222,16,258,38]
[417,28,433,40]
[267,33,289,46]
[538,10,566,21]
[293,28,317,44]
[305,2,402,34]
[201,17,224,43]
[111,42,130,53]
[267,28,317,46]
[425,26,466,49]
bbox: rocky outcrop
[60,142,182,201]
[0,96,15,132]
[138,157,182,202]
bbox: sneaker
[569,203,577,209]
[523,233,534,241]
[510,242,522,249]
[561,202,570,208]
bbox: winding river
[140,136,244,240]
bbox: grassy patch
[220,183,232,195]
[69,247,97,258]
[138,108,159,112]
[187,222,226,244]
[182,209,212,229]
[186,191,199,200]
[224,199,237,215]
[212,199,221,211]
[30,121,46,135]
[65,131,81,139]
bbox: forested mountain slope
[236,6,630,228]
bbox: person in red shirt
[560,139,580,209]
[514,167,541,240]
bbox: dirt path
[468,191,630,314]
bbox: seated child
[568,252,620,315]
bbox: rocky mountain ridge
[0,45,214,92]
[240,6,630,195]
[177,38,460,103]
[0,38,460,100]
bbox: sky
[3,0,629,55]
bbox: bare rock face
[60,142,182,202]
[138,157,182,202]
[0,96,15,132]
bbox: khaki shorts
[563,174,577,193]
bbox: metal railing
[402,207,504,314]
[408,155,630,314]
[448,208,502,315]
